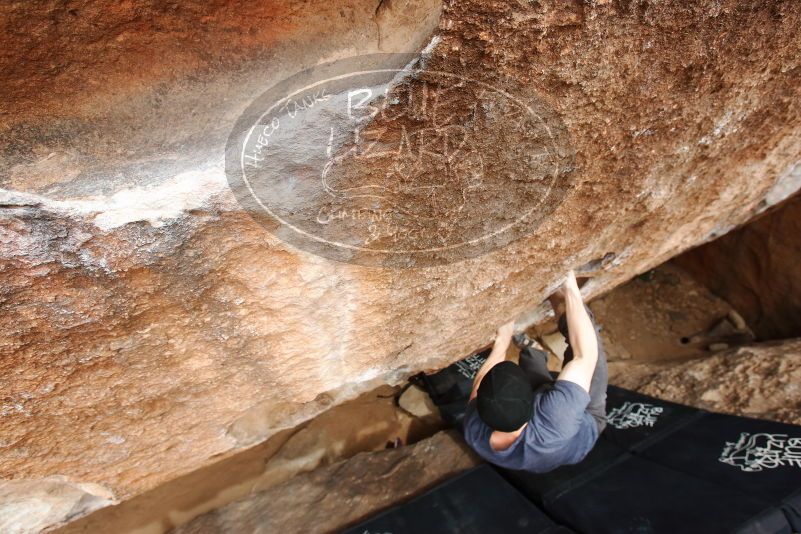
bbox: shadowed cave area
[2,0,801,533]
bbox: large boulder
[1,0,800,530]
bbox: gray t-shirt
[463,380,599,473]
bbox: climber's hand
[563,269,580,296]
[496,320,515,341]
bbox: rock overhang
[1,0,801,531]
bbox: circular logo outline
[226,53,574,267]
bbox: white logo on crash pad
[606,402,664,430]
[720,432,801,472]
[454,354,487,380]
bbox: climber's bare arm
[469,320,515,401]
[556,271,598,394]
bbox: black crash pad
[543,453,791,534]
[637,410,801,530]
[341,465,573,534]
[602,386,801,530]
[602,385,703,451]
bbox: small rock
[398,384,440,419]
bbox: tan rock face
[0,477,114,534]
[172,430,480,534]
[2,0,801,530]
[55,384,443,534]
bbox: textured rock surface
[55,385,442,534]
[676,193,801,341]
[609,339,801,425]
[172,430,479,534]
[2,0,801,530]
[0,477,114,534]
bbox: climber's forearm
[469,328,512,401]
[565,288,597,364]
[557,286,598,393]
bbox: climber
[462,270,608,473]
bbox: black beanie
[476,361,534,432]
